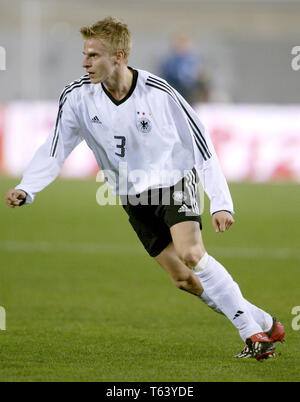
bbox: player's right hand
[5,189,27,208]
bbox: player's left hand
[212,211,234,233]
[5,189,27,208]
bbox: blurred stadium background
[1,0,300,181]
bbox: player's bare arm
[212,210,234,232]
[5,189,26,208]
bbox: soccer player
[5,17,284,360]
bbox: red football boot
[266,317,285,343]
[245,332,275,361]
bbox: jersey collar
[101,67,138,106]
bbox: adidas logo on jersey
[178,204,191,213]
[91,115,102,124]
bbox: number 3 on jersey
[114,135,126,157]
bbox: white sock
[200,288,273,332]
[194,253,263,341]
[200,290,224,314]
[243,299,273,332]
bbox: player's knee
[177,247,204,269]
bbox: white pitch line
[0,240,144,255]
[0,240,299,259]
[209,247,300,260]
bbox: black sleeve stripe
[145,82,180,106]
[58,75,90,105]
[148,76,211,159]
[145,82,207,160]
[50,78,91,158]
[145,82,206,159]
[147,78,211,159]
[50,107,63,157]
[51,75,90,156]
[146,76,211,159]
[59,76,90,107]
[146,78,211,160]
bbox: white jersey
[15,68,234,215]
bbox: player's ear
[115,50,125,63]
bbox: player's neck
[103,66,133,101]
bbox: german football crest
[137,111,152,134]
[137,117,152,133]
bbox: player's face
[82,38,117,84]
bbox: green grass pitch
[0,176,300,382]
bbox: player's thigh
[170,221,206,266]
[154,242,203,295]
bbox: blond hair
[80,17,132,62]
